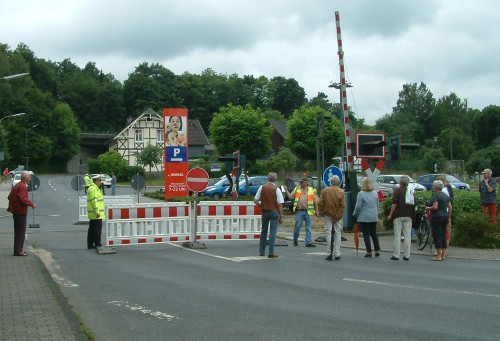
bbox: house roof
[112,108,210,146]
[267,119,287,138]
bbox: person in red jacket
[7,171,36,256]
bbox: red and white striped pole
[335,11,354,172]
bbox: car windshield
[213,178,228,187]
[446,175,460,182]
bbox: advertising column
[164,108,189,199]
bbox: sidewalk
[0,181,86,341]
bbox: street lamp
[25,124,39,170]
[0,112,26,123]
[1,73,29,80]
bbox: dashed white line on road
[343,278,500,299]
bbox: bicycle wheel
[416,217,430,250]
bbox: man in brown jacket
[7,171,36,256]
[254,172,284,258]
[317,175,345,261]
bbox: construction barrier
[195,201,262,241]
[79,195,134,222]
[106,203,191,246]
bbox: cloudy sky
[1,0,499,124]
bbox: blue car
[417,174,470,191]
[224,176,268,197]
[202,175,244,199]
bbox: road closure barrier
[106,203,190,246]
[195,202,262,241]
[79,195,134,222]
[104,201,262,246]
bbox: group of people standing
[253,169,496,262]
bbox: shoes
[259,253,265,256]
[14,252,28,256]
[293,240,298,246]
[390,256,399,261]
[334,256,341,260]
[305,244,316,247]
[325,254,333,261]
[375,252,380,258]
[431,257,442,261]
[364,253,372,258]
[403,257,410,261]
[268,254,279,259]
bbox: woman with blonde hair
[353,177,380,257]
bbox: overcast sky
[1,0,499,124]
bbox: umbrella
[353,223,359,255]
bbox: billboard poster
[163,108,189,199]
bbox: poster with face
[163,108,189,198]
[165,115,187,146]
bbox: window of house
[156,129,164,143]
[135,129,143,143]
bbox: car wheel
[213,193,221,200]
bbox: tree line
[1,42,498,175]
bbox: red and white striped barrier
[106,203,191,246]
[195,202,262,241]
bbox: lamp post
[0,112,26,123]
[449,116,453,175]
[1,73,29,80]
[25,123,39,170]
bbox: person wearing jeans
[285,177,318,247]
[318,175,345,261]
[254,172,284,258]
[388,175,415,261]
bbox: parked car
[376,174,426,193]
[417,174,470,191]
[90,174,112,188]
[225,176,268,197]
[202,175,245,199]
[357,175,393,197]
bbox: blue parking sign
[323,166,343,187]
[166,146,187,162]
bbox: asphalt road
[22,175,500,340]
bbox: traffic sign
[27,174,40,192]
[323,166,343,187]
[186,167,210,192]
[71,175,85,191]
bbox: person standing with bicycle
[426,180,452,261]
[388,175,415,261]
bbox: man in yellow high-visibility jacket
[83,173,91,194]
[87,174,105,249]
[285,177,319,247]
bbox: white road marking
[169,243,270,262]
[108,301,180,321]
[343,278,500,299]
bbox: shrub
[452,212,500,249]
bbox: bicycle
[415,198,432,251]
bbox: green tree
[375,82,435,144]
[473,105,500,149]
[209,104,273,162]
[97,150,129,180]
[286,105,344,162]
[270,76,306,118]
[265,147,298,178]
[134,144,163,173]
[420,147,447,173]
[438,127,475,163]
[123,62,180,117]
[465,146,500,175]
